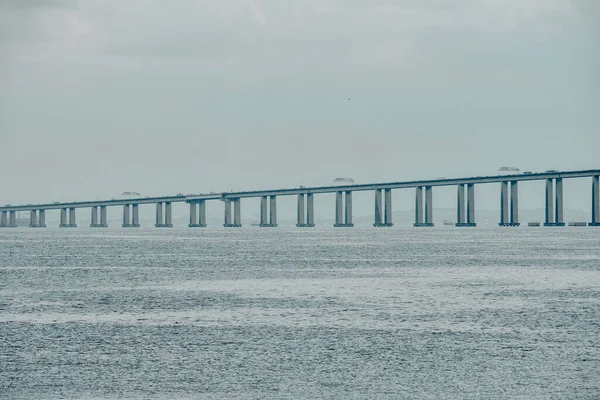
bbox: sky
[0,0,598,215]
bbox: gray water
[1,227,599,399]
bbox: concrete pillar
[189,203,197,227]
[467,184,476,226]
[29,210,38,227]
[335,191,343,226]
[344,191,353,226]
[8,211,16,227]
[156,202,163,227]
[414,186,423,226]
[132,204,139,227]
[260,196,268,226]
[555,178,564,225]
[122,204,130,227]
[60,208,68,227]
[234,198,242,227]
[500,181,509,226]
[384,189,392,227]
[91,206,98,227]
[510,181,519,226]
[591,176,600,226]
[269,196,277,227]
[39,210,46,227]
[297,194,306,227]
[69,208,76,227]
[425,186,433,226]
[307,193,315,227]
[100,206,107,227]
[198,200,206,226]
[374,189,383,226]
[224,200,232,226]
[1,211,7,227]
[545,178,554,225]
[165,202,172,227]
[456,184,465,225]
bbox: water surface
[1,227,599,399]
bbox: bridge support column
[384,189,393,227]
[555,178,563,226]
[334,191,354,227]
[122,204,131,227]
[374,189,393,227]
[415,186,434,227]
[296,193,314,227]
[155,202,173,227]
[467,184,475,226]
[260,196,268,227]
[68,208,77,228]
[189,200,208,227]
[457,183,476,226]
[199,201,206,226]
[510,181,519,226]
[234,198,242,227]
[165,202,172,227]
[425,186,433,226]
[544,178,564,226]
[499,181,519,226]
[223,199,241,227]
[307,193,315,227]
[1,211,7,227]
[91,206,107,227]
[100,206,108,227]
[374,189,383,226]
[456,184,466,226]
[297,194,305,227]
[90,206,98,227]
[189,203,197,227]
[591,176,600,226]
[132,204,140,227]
[269,196,277,227]
[38,210,46,227]
[9,211,16,228]
[259,196,277,227]
[60,208,68,227]
[29,210,38,228]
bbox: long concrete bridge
[1,169,599,228]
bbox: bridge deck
[2,169,599,211]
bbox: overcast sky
[0,0,598,212]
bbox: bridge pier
[90,206,108,227]
[9,211,16,227]
[60,207,77,227]
[28,210,46,227]
[259,195,277,227]
[189,200,207,227]
[499,181,519,226]
[0,211,7,227]
[334,191,354,227]
[591,175,600,226]
[224,198,242,227]
[544,178,565,226]
[456,183,476,227]
[122,204,140,227]
[296,193,315,227]
[39,210,46,228]
[414,186,434,227]
[155,202,173,227]
[374,189,393,227]
[29,210,38,227]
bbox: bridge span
[1,169,599,228]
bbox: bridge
[1,169,599,228]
